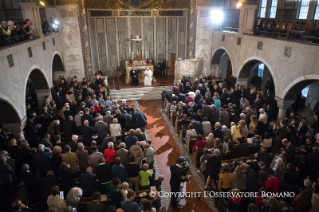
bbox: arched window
[259,0,267,18]
[269,0,278,18]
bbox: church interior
[0,0,319,211]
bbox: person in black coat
[308,146,319,181]
[20,164,38,203]
[294,155,309,179]
[233,137,248,158]
[132,109,147,129]
[58,162,76,197]
[7,139,23,181]
[205,150,222,189]
[123,111,134,131]
[39,170,59,203]
[284,163,300,188]
[282,139,295,164]
[170,157,191,209]
[257,147,273,167]
[258,161,274,175]
[130,67,139,86]
[33,145,53,178]
[158,59,166,79]
[191,120,204,135]
[95,157,112,194]
[80,167,98,197]
[81,120,94,146]
[63,117,77,138]
[81,108,94,126]
[24,114,41,147]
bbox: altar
[125,60,156,84]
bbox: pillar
[238,4,258,34]
[19,1,43,37]
[276,97,295,122]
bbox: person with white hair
[104,142,116,166]
[120,100,129,111]
[143,67,153,86]
[258,108,267,137]
[33,144,53,177]
[205,149,221,190]
[221,125,232,141]
[66,187,83,209]
[103,110,114,126]
[47,120,60,140]
[272,158,286,179]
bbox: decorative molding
[159,10,184,16]
[119,10,152,16]
[56,0,77,5]
[84,0,189,9]
[284,46,292,57]
[7,54,14,68]
[257,41,263,50]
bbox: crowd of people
[162,75,319,212]
[0,75,164,212]
[0,17,50,47]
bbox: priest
[143,67,153,86]
[130,67,139,86]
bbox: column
[19,1,43,37]
[276,97,295,122]
[238,4,258,34]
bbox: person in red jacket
[104,142,116,166]
[258,171,279,194]
[192,135,206,152]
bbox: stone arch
[24,66,51,110]
[237,57,276,93]
[0,98,22,134]
[52,52,65,87]
[211,47,234,85]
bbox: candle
[132,52,134,59]
[136,35,139,39]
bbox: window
[269,0,278,18]
[301,86,310,98]
[298,0,310,19]
[259,0,267,18]
[314,1,319,20]
[257,63,264,78]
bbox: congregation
[0,75,164,212]
[162,75,319,212]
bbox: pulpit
[125,60,156,85]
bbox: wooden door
[170,53,176,76]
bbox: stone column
[187,0,197,58]
[276,97,295,122]
[19,1,43,37]
[238,4,258,34]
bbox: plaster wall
[208,31,319,101]
[0,33,62,122]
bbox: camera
[178,155,190,176]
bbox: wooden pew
[193,147,205,167]
[175,118,182,133]
[186,136,199,154]
[170,111,177,126]
[179,126,189,144]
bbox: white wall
[0,33,62,121]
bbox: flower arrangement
[136,55,141,62]
[146,59,150,64]
[128,59,133,65]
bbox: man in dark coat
[39,170,59,203]
[132,109,147,129]
[272,120,288,153]
[191,119,204,135]
[82,120,94,146]
[80,167,98,197]
[257,147,273,167]
[158,59,167,79]
[282,139,295,164]
[33,144,53,178]
[25,114,41,147]
[82,108,94,126]
[94,116,108,145]
[103,111,114,127]
[123,111,134,131]
[233,138,248,158]
[125,130,138,150]
[63,116,77,138]
[308,146,319,181]
[202,102,212,121]
[130,67,139,86]
[170,157,191,209]
[20,164,38,203]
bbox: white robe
[144,69,153,86]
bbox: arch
[282,75,319,101]
[0,98,21,124]
[211,47,234,83]
[211,47,234,69]
[237,57,277,91]
[52,52,65,72]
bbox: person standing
[130,67,139,86]
[158,59,166,79]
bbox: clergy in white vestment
[143,67,153,86]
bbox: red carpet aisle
[138,101,213,212]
